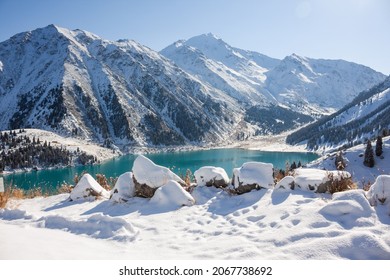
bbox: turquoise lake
[2,148,318,193]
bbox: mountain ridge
[161,34,385,116]
[286,75,390,151]
[0,25,387,150]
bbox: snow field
[1,154,390,259]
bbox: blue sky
[0,0,389,74]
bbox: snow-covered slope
[161,34,385,116]
[266,54,385,114]
[287,76,390,150]
[0,25,242,148]
[0,26,386,149]
[1,182,389,259]
[161,34,278,105]
[308,136,390,188]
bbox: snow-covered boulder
[232,162,274,194]
[132,155,186,198]
[275,176,295,190]
[70,174,110,201]
[294,168,351,193]
[194,166,229,188]
[110,172,135,203]
[150,180,195,209]
[366,175,390,206]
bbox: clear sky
[0,0,389,74]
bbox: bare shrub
[96,173,111,191]
[57,182,73,194]
[326,172,357,194]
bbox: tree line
[0,130,96,171]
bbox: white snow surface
[1,185,389,259]
[110,172,135,203]
[308,136,390,188]
[132,155,185,188]
[232,162,274,189]
[194,166,230,187]
[69,174,110,201]
[150,180,195,210]
[367,175,390,206]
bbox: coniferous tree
[363,140,375,167]
[335,151,345,170]
[375,135,383,157]
[290,161,297,170]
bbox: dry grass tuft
[0,186,25,208]
[274,169,286,183]
[57,183,73,194]
[96,173,112,191]
[326,172,357,194]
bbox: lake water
[2,148,318,193]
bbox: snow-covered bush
[132,155,185,198]
[366,175,390,206]
[150,180,195,208]
[69,173,110,201]
[194,166,229,188]
[232,162,274,194]
[275,176,295,190]
[110,172,135,203]
[294,168,352,193]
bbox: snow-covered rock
[194,166,229,188]
[69,174,110,201]
[232,162,274,194]
[132,155,185,198]
[110,172,135,203]
[150,180,195,209]
[275,176,295,190]
[294,168,351,193]
[366,175,390,206]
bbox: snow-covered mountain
[161,34,385,116]
[161,34,278,105]
[287,75,390,150]
[0,26,386,149]
[266,54,385,114]
[0,25,244,148]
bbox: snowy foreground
[1,184,390,259]
[1,139,390,260]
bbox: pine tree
[363,140,375,168]
[335,151,345,170]
[290,161,297,170]
[375,135,383,157]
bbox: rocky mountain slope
[287,75,390,150]
[161,34,385,116]
[0,25,244,149]
[0,26,386,149]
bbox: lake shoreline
[1,132,316,177]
